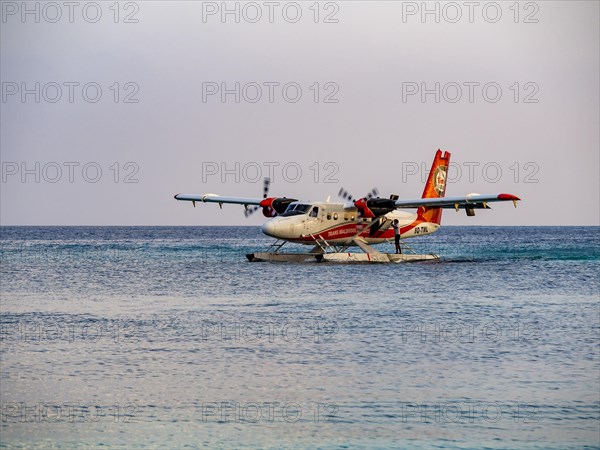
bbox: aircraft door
[304,206,321,234]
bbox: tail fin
[419,149,451,224]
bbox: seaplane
[174,150,521,263]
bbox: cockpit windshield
[295,204,311,213]
[280,203,312,217]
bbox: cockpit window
[295,204,311,213]
[280,203,312,217]
[309,207,319,218]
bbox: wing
[174,193,262,206]
[174,193,299,217]
[394,193,520,210]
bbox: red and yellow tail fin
[419,149,451,224]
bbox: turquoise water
[1,226,599,449]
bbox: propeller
[244,178,271,218]
[365,188,379,200]
[338,188,354,202]
[263,177,271,198]
[338,187,379,202]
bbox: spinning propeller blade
[338,188,354,202]
[245,178,271,218]
[366,188,379,200]
[244,205,260,218]
[338,187,380,202]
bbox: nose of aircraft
[261,220,278,237]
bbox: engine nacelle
[353,198,375,218]
[262,207,277,218]
[259,197,298,217]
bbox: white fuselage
[261,201,440,245]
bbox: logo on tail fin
[433,165,447,197]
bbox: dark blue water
[1,226,599,449]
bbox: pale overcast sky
[1,1,598,225]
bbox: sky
[1,1,598,226]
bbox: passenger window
[333,213,338,220]
[327,214,332,220]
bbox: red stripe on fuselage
[292,222,359,242]
[288,217,430,243]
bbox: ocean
[0,226,598,449]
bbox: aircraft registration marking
[414,225,429,234]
